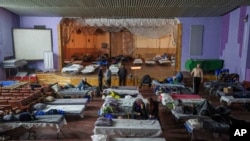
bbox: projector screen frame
[12,28,53,61]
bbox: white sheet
[145,60,156,65]
[0,115,66,133]
[220,96,250,106]
[81,64,99,74]
[42,105,86,118]
[158,59,171,65]
[133,58,143,65]
[103,88,139,96]
[94,119,162,137]
[109,64,119,75]
[61,64,83,73]
[45,98,88,106]
[112,138,166,141]
[2,59,28,68]
[171,109,207,120]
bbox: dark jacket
[117,67,127,78]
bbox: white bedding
[220,96,250,106]
[2,59,28,68]
[42,104,86,118]
[158,59,171,65]
[109,64,119,75]
[94,119,162,137]
[171,109,207,121]
[0,115,66,133]
[81,64,99,74]
[61,64,83,73]
[133,58,143,65]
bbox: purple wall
[220,6,250,81]
[19,17,62,71]
[0,8,19,80]
[179,17,222,71]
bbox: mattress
[109,64,119,75]
[45,98,88,106]
[220,95,250,106]
[42,104,86,118]
[2,59,28,68]
[133,58,143,65]
[158,59,171,65]
[103,88,139,98]
[0,115,66,133]
[94,119,162,137]
[81,64,99,74]
[171,109,207,121]
[57,87,96,98]
[61,64,83,73]
[145,60,156,65]
[111,138,166,141]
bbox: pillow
[91,134,109,141]
[33,103,46,110]
[51,84,61,93]
[44,96,55,102]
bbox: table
[185,59,224,71]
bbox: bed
[158,58,171,65]
[145,60,156,65]
[61,64,83,73]
[160,94,205,107]
[103,87,140,98]
[184,118,230,141]
[45,98,89,106]
[99,97,148,117]
[41,104,86,118]
[111,138,166,141]
[171,109,207,121]
[0,115,66,138]
[133,58,143,65]
[57,87,96,98]
[81,64,99,74]
[94,119,162,137]
[2,59,28,68]
[220,95,250,106]
[109,64,119,75]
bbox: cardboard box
[223,87,233,94]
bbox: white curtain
[75,18,177,41]
[44,51,54,71]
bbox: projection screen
[13,28,52,60]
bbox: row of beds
[61,63,119,75]
[0,81,95,139]
[93,86,165,141]
[155,79,250,140]
[1,82,165,140]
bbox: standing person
[98,65,104,91]
[117,65,127,86]
[191,64,203,94]
[147,97,159,120]
[105,65,112,87]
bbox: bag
[19,112,37,121]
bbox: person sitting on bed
[132,98,148,119]
[77,77,92,90]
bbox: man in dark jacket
[117,65,127,86]
[98,66,104,91]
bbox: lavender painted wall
[0,8,19,80]
[179,17,222,71]
[19,16,62,71]
[220,6,250,81]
